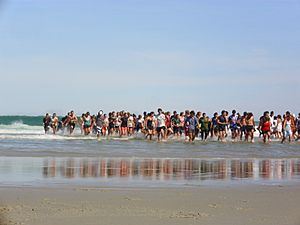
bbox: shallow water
[0,122,300,187]
[1,157,300,187]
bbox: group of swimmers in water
[43,109,300,143]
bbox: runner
[281,112,295,143]
[261,116,271,143]
[210,112,219,138]
[51,113,59,135]
[83,112,91,135]
[185,110,198,143]
[199,113,209,141]
[96,111,104,139]
[43,113,51,134]
[228,110,238,141]
[245,112,255,143]
[69,111,78,135]
[217,110,228,142]
[145,112,155,140]
[171,113,181,138]
[156,108,166,142]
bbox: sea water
[0,116,300,187]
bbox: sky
[0,0,299,116]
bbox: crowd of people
[43,109,300,143]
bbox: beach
[1,117,300,225]
[1,185,300,225]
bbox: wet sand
[1,185,300,225]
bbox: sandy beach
[1,185,299,225]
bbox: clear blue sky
[0,0,299,116]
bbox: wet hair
[263,111,269,116]
[232,110,236,114]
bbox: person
[43,113,51,134]
[102,114,109,136]
[185,110,198,142]
[145,112,155,140]
[127,113,134,136]
[261,117,271,143]
[210,112,219,138]
[83,112,91,135]
[199,113,209,141]
[217,110,228,142]
[96,111,104,139]
[276,115,283,139]
[281,112,295,143]
[239,112,247,141]
[69,111,78,135]
[156,108,166,142]
[165,111,173,138]
[108,112,115,136]
[51,113,59,135]
[179,112,185,136]
[136,115,144,133]
[296,113,300,141]
[195,112,202,137]
[171,113,181,138]
[245,112,255,143]
[79,113,85,135]
[229,110,238,141]
[120,112,128,137]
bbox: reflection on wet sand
[43,158,300,182]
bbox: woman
[281,113,294,143]
[261,117,271,143]
[127,113,134,136]
[83,112,91,135]
[145,112,155,140]
[120,112,128,137]
[51,113,59,135]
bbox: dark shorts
[44,125,50,131]
[173,126,180,133]
[70,122,76,129]
[246,125,254,132]
[156,126,166,133]
[188,128,195,134]
[83,124,90,129]
[230,124,238,131]
[262,130,270,134]
[218,125,225,132]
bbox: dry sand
[1,185,300,225]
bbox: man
[229,110,239,141]
[245,112,255,143]
[69,111,78,135]
[199,113,209,141]
[185,110,198,142]
[156,108,166,142]
[217,110,228,142]
[210,112,218,138]
[96,110,104,139]
[43,113,51,134]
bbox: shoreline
[1,185,300,225]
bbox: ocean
[0,116,300,188]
